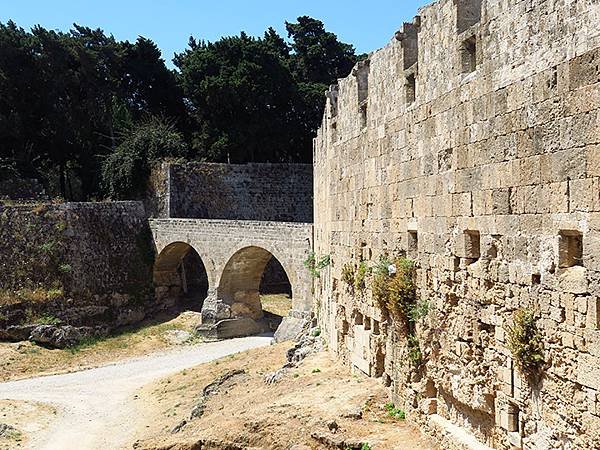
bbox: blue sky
[0,1,431,68]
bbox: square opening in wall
[373,319,380,335]
[460,36,477,73]
[359,103,367,129]
[355,312,364,326]
[408,230,418,256]
[559,230,583,268]
[464,230,481,261]
[405,74,416,105]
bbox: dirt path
[0,335,272,450]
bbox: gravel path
[0,335,273,450]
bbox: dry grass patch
[0,311,203,381]
[260,293,292,317]
[0,400,55,450]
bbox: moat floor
[0,318,435,450]
[133,345,436,450]
[0,336,272,449]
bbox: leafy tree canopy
[0,17,358,200]
[101,117,187,200]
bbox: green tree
[0,22,186,200]
[285,16,357,84]
[101,117,187,199]
[0,16,359,197]
[175,32,301,163]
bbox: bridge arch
[217,245,292,322]
[153,241,209,309]
[150,219,313,339]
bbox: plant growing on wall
[370,254,426,367]
[371,255,416,321]
[354,261,369,291]
[341,263,355,287]
[407,333,422,366]
[505,308,545,377]
[384,402,406,420]
[0,208,71,306]
[304,252,331,278]
[408,298,430,323]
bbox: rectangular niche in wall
[460,35,477,73]
[354,59,370,129]
[326,84,339,118]
[405,73,416,105]
[464,230,481,262]
[559,230,583,268]
[359,103,367,129]
[408,230,419,257]
[456,0,483,33]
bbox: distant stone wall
[314,0,600,449]
[150,162,313,222]
[0,202,157,345]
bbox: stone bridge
[150,218,313,339]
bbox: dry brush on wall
[312,0,600,448]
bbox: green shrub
[35,314,62,326]
[372,256,416,322]
[38,241,58,255]
[384,402,406,420]
[46,288,64,300]
[354,261,369,291]
[505,309,545,376]
[407,333,422,366]
[101,117,188,200]
[303,252,331,278]
[58,263,72,273]
[408,298,430,322]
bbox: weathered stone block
[560,267,589,295]
[578,353,600,390]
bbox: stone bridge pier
[150,219,313,340]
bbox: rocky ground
[133,336,436,450]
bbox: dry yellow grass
[260,293,292,317]
[0,288,63,307]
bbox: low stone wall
[0,202,158,346]
[150,162,313,222]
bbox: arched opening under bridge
[153,242,208,310]
[218,246,292,331]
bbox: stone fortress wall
[150,162,313,222]
[313,0,600,448]
[0,202,156,346]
